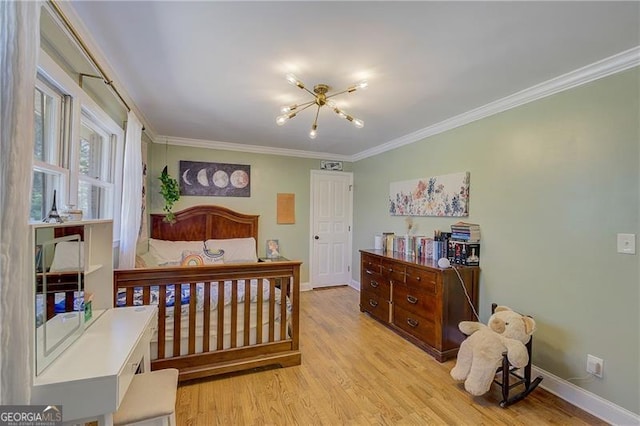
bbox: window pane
[34,90,44,162]
[79,120,112,182]
[78,181,111,220]
[34,87,58,164]
[30,170,62,221]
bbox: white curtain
[118,111,143,268]
[0,1,40,404]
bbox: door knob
[314,235,319,240]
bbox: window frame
[36,49,124,243]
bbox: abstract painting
[389,172,469,217]
[180,161,250,197]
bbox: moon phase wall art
[179,160,251,197]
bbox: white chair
[113,368,179,426]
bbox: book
[450,221,481,240]
[381,232,394,253]
[451,241,481,266]
[384,233,395,255]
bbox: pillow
[50,241,85,272]
[180,249,224,267]
[136,251,160,268]
[204,238,258,263]
[135,255,147,268]
[148,239,203,265]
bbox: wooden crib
[113,205,301,381]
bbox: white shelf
[85,264,103,275]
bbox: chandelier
[276,73,368,139]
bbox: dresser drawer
[405,266,437,293]
[361,289,390,323]
[382,259,406,284]
[361,271,390,300]
[393,284,436,321]
[361,253,382,275]
[393,305,435,345]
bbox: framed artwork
[266,239,280,258]
[320,160,343,171]
[389,172,470,217]
[179,160,250,197]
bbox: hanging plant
[159,166,180,223]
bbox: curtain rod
[48,0,132,113]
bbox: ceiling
[66,1,639,159]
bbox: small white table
[31,306,157,425]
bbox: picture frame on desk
[266,239,281,259]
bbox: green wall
[147,144,352,283]
[352,68,640,414]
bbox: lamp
[276,73,367,139]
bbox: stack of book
[449,222,480,266]
[433,230,451,262]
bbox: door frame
[309,169,354,288]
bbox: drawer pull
[407,295,418,304]
[369,299,378,308]
[370,281,379,288]
[415,276,421,281]
[366,270,374,275]
[407,318,419,328]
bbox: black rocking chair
[491,303,543,407]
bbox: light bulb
[281,104,297,113]
[353,118,364,128]
[356,80,368,90]
[276,115,288,126]
[286,73,298,85]
[309,128,317,139]
[334,108,347,119]
[286,73,304,89]
[326,99,337,108]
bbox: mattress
[115,279,291,359]
[153,301,288,358]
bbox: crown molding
[154,136,352,162]
[352,46,640,162]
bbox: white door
[310,170,353,287]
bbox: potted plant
[159,166,180,223]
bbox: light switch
[617,233,636,254]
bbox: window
[31,77,68,221]
[31,50,124,240]
[77,115,115,220]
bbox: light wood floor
[175,286,605,425]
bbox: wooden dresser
[360,249,479,362]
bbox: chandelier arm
[294,102,317,115]
[296,100,316,109]
[312,104,321,127]
[301,86,316,97]
[326,88,353,99]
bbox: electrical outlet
[587,354,604,378]
[617,233,636,254]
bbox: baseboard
[532,366,640,425]
[349,279,360,291]
[300,282,312,292]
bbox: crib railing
[113,261,301,380]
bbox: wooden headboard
[150,206,259,245]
